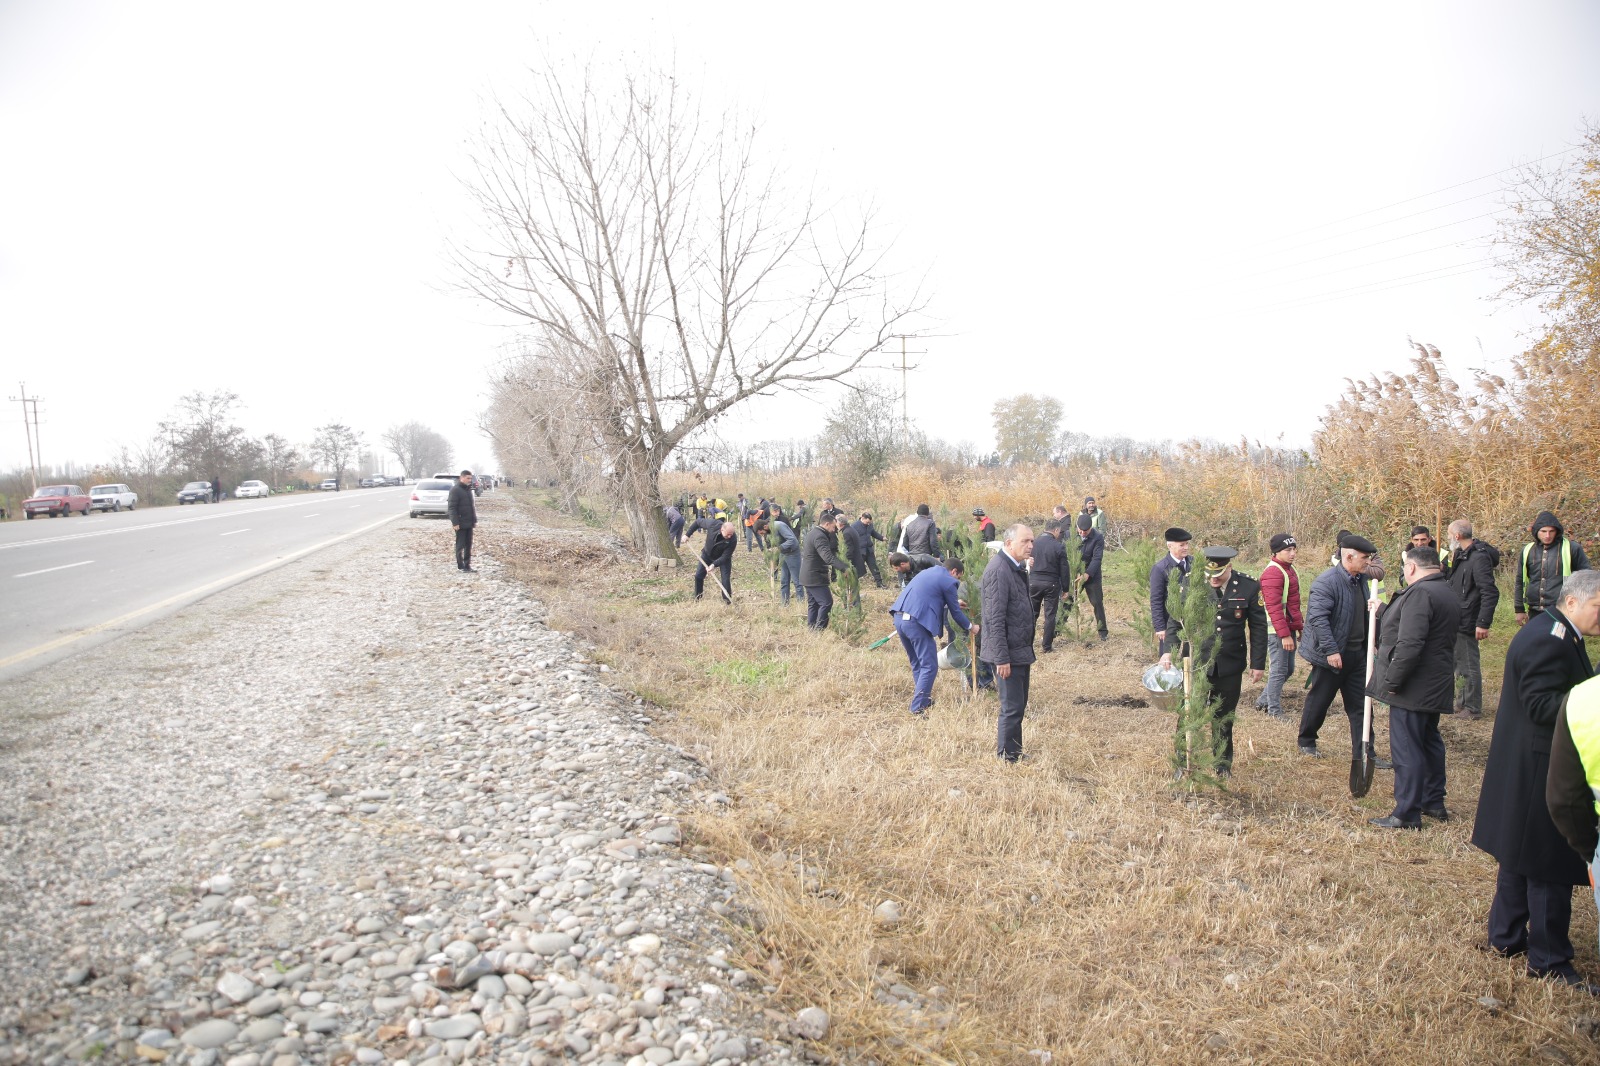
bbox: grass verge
[488,492,1600,1065]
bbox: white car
[409,478,453,518]
[319,478,340,491]
[235,480,271,499]
[89,483,138,512]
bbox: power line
[1236,209,1504,279]
[1216,259,1503,320]
[1239,145,1580,250]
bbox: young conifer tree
[1165,565,1226,787]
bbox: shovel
[1350,578,1380,798]
[867,633,894,651]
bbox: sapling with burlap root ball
[1164,564,1226,788]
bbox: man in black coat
[843,512,886,589]
[446,469,478,572]
[800,512,850,629]
[1075,514,1108,641]
[1028,522,1070,653]
[1366,546,1461,829]
[980,523,1037,762]
[693,521,738,604]
[1472,569,1600,987]
[1197,547,1267,778]
[1297,534,1387,764]
[1445,519,1501,719]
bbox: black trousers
[1210,670,1242,771]
[1489,865,1574,971]
[995,662,1031,761]
[1083,576,1108,637]
[856,553,884,588]
[454,525,474,570]
[694,562,732,603]
[1387,706,1446,823]
[1030,580,1061,650]
[1298,647,1369,752]
[805,584,834,629]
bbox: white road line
[220,529,249,537]
[15,560,94,578]
[303,513,321,518]
[0,512,404,671]
[0,491,403,552]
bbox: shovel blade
[1349,751,1375,798]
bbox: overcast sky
[2,1,1596,477]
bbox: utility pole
[894,335,927,434]
[9,383,42,491]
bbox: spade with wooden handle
[1350,578,1380,798]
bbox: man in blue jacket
[1151,527,1193,660]
[888,557,976,715]
[1298,533,1389,764]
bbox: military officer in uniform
[1199,546,1268,777]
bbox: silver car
[409,478,453,518]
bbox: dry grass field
[484,492,1600,1065]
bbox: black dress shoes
[1422,806,1450,821]
[1369,815,1422,830]
[1528,962,1600,994]
[1299,744,1324,758]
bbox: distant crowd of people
[664,491,1600,991]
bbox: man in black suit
[1472,569,1600,988]
[1028,521,1070,652]
[693,521,738,604]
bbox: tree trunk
[615,441,679,562]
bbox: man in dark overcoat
[1366,546,1460,829]
[1472,569,1600,987]
[980,523,1037,762]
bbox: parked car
[89,484,138,512]
[358,477,377,488]
[235,480,271,499]
[24,484,91,518]
[319,478,340,491]
[176,481,213,505]
[409,478,454,518]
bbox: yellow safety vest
[1565,674,1600,818]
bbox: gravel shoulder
[0,497,801,1066]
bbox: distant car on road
[89,484,138,512]
[176,481,213,505]
[235,480,271,499]
[319,478,340,492]
[409,478,454,518]
[358,477,378,488]
[24,484,91,518]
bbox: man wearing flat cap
[1198,547,1267,776]
[1151,527,1194,662]
[1298,533,1388,764]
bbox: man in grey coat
[800,512,850,630]
[980,523,1037,762]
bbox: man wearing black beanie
[1075,512,1108,641]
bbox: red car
[24,484,91,518]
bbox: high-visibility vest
[1264,560,1293,636]
[1523,539,1574,583]
[1562,674,1600,818]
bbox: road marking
[0,490,405,552]
[14,560,94,578]
[303,513,321,518]
[220,528,249,537]
[0,512,405,672]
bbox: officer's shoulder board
[1552,620,1568,640]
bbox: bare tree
[382,421,453,479]
[261,433,301,490]
[456,63,924,556]
[484,337,610,515]
[310,423,362,487]
[159,391,252,481]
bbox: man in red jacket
[1254,533,1303,718]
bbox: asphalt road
[0,486,415,683]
